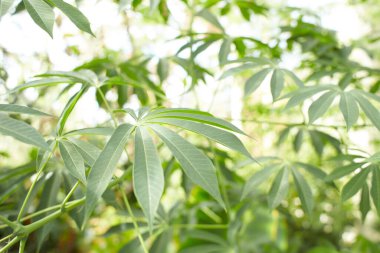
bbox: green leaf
[84,123,134,225]
[150,125,224,208]
[37,70,96,85]
[180,244,226,253]
[308,91,337,124]
[133,127,164,227]
[50,0,94,35]
[371,166,380,215]
[56,87,86,136]
[293,129,303,153]
[284,85,335,110]
[352,91,380,131]
[244,68,271,97]
[145,109,246,135]
[11,77,75,92]
[341,168,371,201]
[219,63,260,80]
[59,140,86,184]
[196,9,224,32]
[218,38,232,66]
[280,68,304,87]
[294,162,327,180]
[186,230,227,246]
[325,163,364,181]
[69,138,101,166]
[0,114,49,150]
[360,183,370,221]
[157,58,169,83]
[146,118,252,158]
[291,167,314,215]
[23,0,55,37]
[270,69,284,100]
[339,92,359,129]
[0,0,14,17]
[63,127,114,136]
[0,104,51,116]
[268,167,289,209]
[241,164,280,199]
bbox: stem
[17,143,57,222]
[0,237,19,253]
[0,216,17,230]
[18,239,26,253]
[61,181,80,210]
[119,184,149,253]
[0,234,12,244]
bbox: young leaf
[0,114,49,150]
[133,127,164,227]
[268,167,289,209]
[339,92,359,129]
[146,118,252,158]
[360,183,370,221]
[23,0,55,37]
[270,69,284,101]
[59,140,86,184]
[341,168,371,201]
[150,125,224,208]
[0,104,51,116]
[50,0,94,35]
[291,167,314,215]
[218,38,232,66]
[241,164,280,199]
[308,91,337,124]
[84,123,134,225]
[371,166,380,215]
[244,68,271,97]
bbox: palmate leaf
[351,90,380,131]
[0,0,14,17]
[360,183,370,221]
[0,114,49,150]
[133,127,164,227]
[11,77,75,92]
[84,123,134,226]
[325,163,364,181]
[339,92,359,129]
[150,124,225,208]
[244,68,271,97]
[23,0,55,37]
[196,9,224,32]
[69,138,101,166]
[0,104,51,116]
[283,85,335,110]
[308,90,337,123]
[218,38,232,66]
[270,69,285,101]
[371,166,380,215]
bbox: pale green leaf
[339,92,359,129]
[283,85,335,110]
[59,140,86,184]
[352,91,380,131]
[23,0,55,37]
[0,114,49,150]
[325,163,364,182]
[50,0,94,35]
[270,69,284,100]
[157,58,169,83]
[371,166,380,215]
[12,77,75,92]
[146,118,252,158]
[0,104,51,116]
[133,127,164,226]
[69,138,101,166]
[64,127,114,136]
[268,167,289,209]
[291,167,314,215]
[244,68,271,97]
[280,68,304,87]
[341,168,371,201]
[308,91,337,124]
[150,125,224,208]
[0,0,14,17]
[219,63,260,80]
[218,38,232,66]
[360,183,370,221]
[241,164,280,199]
[196,9,224,32]
[84,123,134,225]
